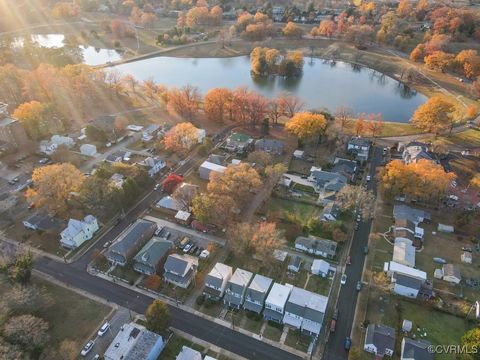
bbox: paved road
[324,147,382,360]
[36,256,301,360]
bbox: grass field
[420,128,480,148]
[267,197,322,226]
[305,275,332,296]
[263,321,283,342]
[284,329,311,352]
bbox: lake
[113,55,427,123]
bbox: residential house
[394,229,421,249]
[224,268,254,309]
[283,286,328,336]
[0,193,16,213]
[364,324,396,358]
[163,254,198,288]
[401,142,433,164]
[243,274,273,313]
[321,202,341,221]
[264,283,293,323]
[176,346,202,360]
[308,167,348,194]
[22,213,64,233]
[293,150,304,159]
[203,263,233,300]
[0,104,31,151]
[110,173,125,188]
[139,157,166,177]
[174,210,191,225]
[91,115,126,142]
[40,135,75,155]
[401,338,433,360]
[206,154,227,166]
[347,137,371,162]
[394,217,424,246]
[133,237,173,275]
[142,124,161,142]
[442,264,461,284]
[385,261,427,282]
[288,256,302,273]
[393,205,431,225]
[461,252,473,264]
[393,240,416,268]
[155,196,184,213]
[106,219,157,266]
[198,161,227,180]
[311,259,330,277]
[104,322,165,360]
[105,151,126,164]
[394,273,424,298]
[332,157,357,181]
[295,235,337,259]
[225,132,254,154]
[60,215,99,249]
[384,261,428,298]
[80,143,97,156]
[254,138,284,155]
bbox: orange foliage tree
[144,275,162,290]
[204,88,233,123]
[283,22,304,38]
[424,51,454,72]
[163,122,199,155]
[411,96,455,134]
[166,85,201,120]
[285,112,327,141]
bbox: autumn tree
[411,96,455,134]
[161,174,183,194]
[228,222,284,260]
[379,159,456,203]
[208,163,262,204]
[172,183,198,209]
[204,88,232,123]
[167,85,201,120]
[346,25,374,49]
[397,0,413,18]
[285,112,327,142]
[26,163,85,215]
[265,163,288,184]
[247,151,273,171]
[335,106,353,130]
[409,44,424,62]
[455,50,480,79]
[461,328,480,358]
[2,284,52,315]
[144,274,162,290]
[470,173,480,188]
[192,193,236,226]
[336,184,375,220]
[424,34,451,56]
[13,101,55,140]
[6,251,33,285]
[312,19,335,37]
[424,51,454,72]
[3,315,50,351]
[283,22,304,38]
[145,300,171,336]
[474,77,480,98]
[278,93,304,117]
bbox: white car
[366,175,371,182]
[183,243,192,253]
[98,321,110,336]
[80,340,95,356]
[154,184,161,191]
[340,274,347,285]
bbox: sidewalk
[89,267,308,359]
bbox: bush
[204,298,215,308]
[196,295,205,306]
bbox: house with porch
[163,254,198,289]
[203,263,233,300]
[364,324,396,358]
[264,283,293,323]
[60,215,99,249]
[224,268,253,309]
[243,274,273,313]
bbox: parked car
[363,246,369,255]
[179,237,189,249]
[346,256,351,265]
[383,147,388,155]
[183,243,192,253]
[330,319,336,333]
[332,308,339,320]
[462,247,473,253]
[356,281,362,291]
[354,223,359,231]
[81,340,95,356]
[195,247,203,256]
[154,184,161,191]
[154,227,162,236]
[38,158,49,164]
[97,321,110,336]
[356,214,361,222]
[189,245,198,254]
[341,274,347,285]
[366,175,371,182]
[344,337,351,351]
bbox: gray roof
[228,268,254,289]
[108,220,156,259]
[332,158,357,177]
[24,213,64,232]
[443,263,461,279]
[106,150,126,162]
[348,137,371,147]
[288,256,302,269]
[309,169,347,192]
[402,338,433,360]
[285,286,328,323]
[164,254,197,277]
[365,324,396,357]
[245,274,273,304]
[133,237,173,269]
[393,205,431,223]
[255,138,284,152]
[295,236,337,257]
[205,263,232,288]
[395,273,423,290]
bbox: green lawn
[241,312,264,334]
[421,128,480,147]
[284,329,311,352]
[110,264,141,285]
[159,334,205,360]
[263,321,283,342]
[267,198,322,225]
[0,275,111,351]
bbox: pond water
[13,34,122,66]
[113,55,427,123]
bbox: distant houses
[106,219,157,266]
[254,138,284,155]
[60,215,99,249]
[347,137,371,162]
[364,324,396,358]
[133,237,173,275]
[225,132,253,154]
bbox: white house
[311,259,331,277]
[393,240,416,268]
[203,263,233,300]
[60,215,99,249]
[263,283,293,323]
[198,161,226,180]
[141,157,166,176]
[442,264,461,284]
[110,173,125,188]
[196,128,206,143]
[321,202,340,221]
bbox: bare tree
[278,93,305,118]
[335,106,353,130]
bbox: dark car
[189,245,198,254]
[363,246,369,255]
[344,337,351,351]
[356,281,362,291]
[332,308,339,321]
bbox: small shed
[311,259,330,277]
[434,268,443,279]
[461,252,472,264]
[288,256,302,273]
[80,143,97,156]
[272,249,288,262]
[402,319,413,333]
[293,150,304,159]
[438,224,454,233]
[175,210,191,224]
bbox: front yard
[262,321,283,342]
